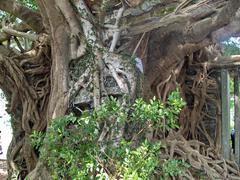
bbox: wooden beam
[221,69,230,159]
[234,69,240,164]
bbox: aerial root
[0,36,51,177]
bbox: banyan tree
[1,0,240,179]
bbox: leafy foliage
[161,159,190,178]
[223,38,240,56]
[118,140,161,179]
[132,90,185,130]
[38,90,188,179]
[30,131,45,150]
[132,97,164,123]
[94,96,128,125]
[17,0,38,11]
[40,113,98,179]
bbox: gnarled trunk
[0,0,240,179]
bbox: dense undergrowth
[31,90,190,179]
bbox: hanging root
[0,34,51,178]
[147,42,237,178]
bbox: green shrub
[131,89,185,130]
[94,96,128,124]
[119,140,161,179]
[39,90,188,179]
[30,131,45,150]
[161,159,190,178]
[40,112,98,180]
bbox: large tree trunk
[0,0,240,179]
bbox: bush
[161,159,190,178]
[37,90,188,179]
[30,131,45,150]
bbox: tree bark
[0,0,43,32]
[0,0,240,179]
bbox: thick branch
[212,9,240,42]
[121,0,240,43]
[0,22,30,43]
[2,26,37,41]
[0,0,43,32]
[35,0,70,119]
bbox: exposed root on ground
[163,131,240,179]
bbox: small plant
[30,130,45,150]
[165,89,186,130]
[131,89,185,130]
[119,140,161,179]
[161,159,190,178]
[40,113,98,179]
[132,97,165,123]
[94,96,128,124]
